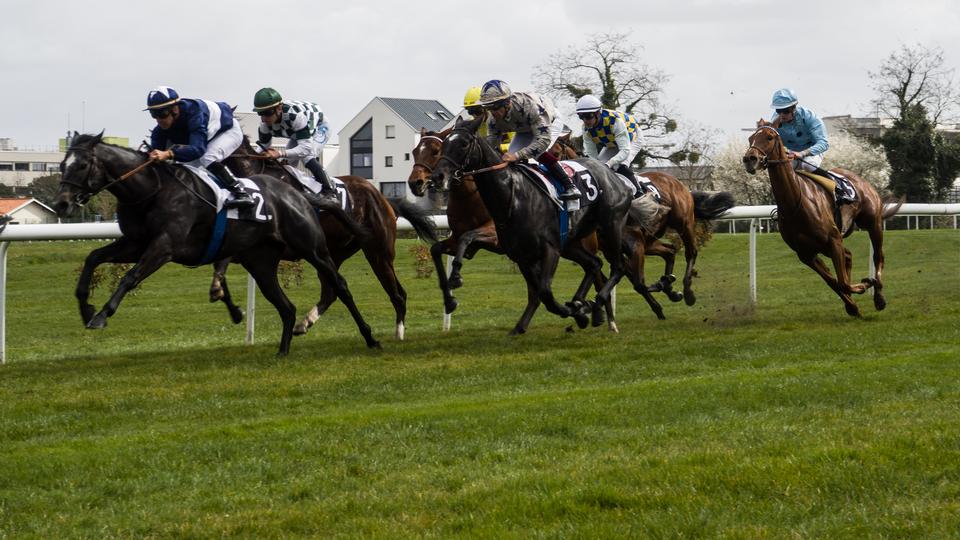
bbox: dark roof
[378,97,455,132]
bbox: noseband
[748,126,792,169]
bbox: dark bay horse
[218,138,439,340]
[430,116,638,334]
[742,125,900,316]
[549,135,736,314]
[409,129,624,329]
[53,132,380,355]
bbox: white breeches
[188,123,244,169]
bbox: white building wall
[0,150,64,186]
[7,202,57,224]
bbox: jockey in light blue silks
[145,86,254,208]
[251,87,336,197]
[766,88,855,206]
[575,94,644,195]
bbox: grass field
[0,229,958,537]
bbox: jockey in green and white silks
[252,87,335,196]
[145,86,255,208]
[478,79,580,200]
[575,94,644,193]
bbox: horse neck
[765,142,803,207]
[468,137,514,223]
[94,145,159,203]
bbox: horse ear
[420,127,427,136]
[94,130,104,143]
[465,114,484,133]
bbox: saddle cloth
[282,165,350,212]
[516,160,601,209]
[182,164,272,222]
[796,170,857,203]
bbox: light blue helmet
[770,88,798,110]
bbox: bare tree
[532,31,673,135]
[869,43,957,123]
[710,138,774,206]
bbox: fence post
[749,218,757,305]
[0,242,7,364]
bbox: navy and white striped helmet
[145,86,181,110]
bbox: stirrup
[560,187,581,200]
[225,192,255,208]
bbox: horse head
[742,125,788,174]
[408,128,447,197]
[548,132,579,160]
[430,115,486,193]
[54,131,110,217]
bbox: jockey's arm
[804,111,829,157]
[170,114,207,163]
[282,127,315,160]
[256,124,273,153]
[582,132,599,160]
[605,119,632,168]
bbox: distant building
[330,97,455,201]
[823,115,960,141]
[0,135,128,187]
[233,112,340,171]
[0,198,57,224]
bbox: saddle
[514,161,599,210]
[796,169,857,235]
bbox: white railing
[1,205,958,362]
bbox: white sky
[2,0,958,150]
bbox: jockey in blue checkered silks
[145,86,255,208]
[576,94,644,195]
[252,87,335,197]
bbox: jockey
[575,94,644,194]
[478,79,581,200]
[145,86,254,208]
[765,88,855,211]
[252,87,335,196]
[444,87,514,153]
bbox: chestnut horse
[742,125,900,316]
[549,135,736,311]
[409,128,621,326]
[216,137,439,339]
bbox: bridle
[747,125,791,169]
[412,135,443,174]
[435,128,509,184]
[62,145,161,206]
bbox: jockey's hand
[502,152,519,163]
[264,148,282,160]
[786,150,801,160]
[149,149,173,161]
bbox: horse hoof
[509,327,526,336]
[573,311,589,330]
[86,314,107,329]
[80,305,96,325]
[684,291,696,306]
[448,274,463,290]
[209,289,224,303]
[874,295,887,311]
[844,304,861,317]
[293,323,308,336]
[608,321,619,333]
[667,291,684,303]
[367,340,382,350]
[444,298,459,315]
[591,305,606,327]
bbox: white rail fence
[1,204,957,363]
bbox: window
[350,120,374,178]
[425,112,436,120]
[385,125,396,139]
[31,163,47,172]
[46,163,61,172]
[405,153,410,161]
[385,156,393,167]
[14,163,28,171]
[0,163,13,171]
[436,110,450,120]
[380,181,405,199]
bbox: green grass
[0,229,958,538]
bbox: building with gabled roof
[329,97,455,201]
[0,198,58,224]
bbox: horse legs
[362,245,407,340]
[87,238,174,329]
[563,242,614,331]
[303,251,380,349]
[510,269,541,335]
[645,239,684,303]
[430,240,459,315]
[240,252,297,356]
[449,227,497,289]
[622,234,666,320]
[801,254,861,317]
[676,221,700,306]
[864,222,887,311]
[74,237,145,326]
[209,258,243,325]
[293,267,339,337]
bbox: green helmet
[253,87,283,111]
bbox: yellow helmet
[463,86,483,109]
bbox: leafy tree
[881,103,936,201]
[932,134,960,200]
[26,174,61,206]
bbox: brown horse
[215,137,438,339]
[742,125,900,316]
[409,128,621,326]
[549,135,735,310]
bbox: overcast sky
[2,0,958,151]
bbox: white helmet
[478,80,512,106]
[575,94,603,114]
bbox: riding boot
[616,163,642,197]
[305,158,336,197]
[208,162,255,208]
[542,159,580,200]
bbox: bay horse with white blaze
[53,132,380,355]
[742,124,900,316]
[213,137,439,340]
[430,116,638,334]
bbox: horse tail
[692,190,736,221]
[388,199,440,244]
[305,194,372,244]
[881,195,905,220]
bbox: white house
[0,198,58,224]
[328,97,455,200]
